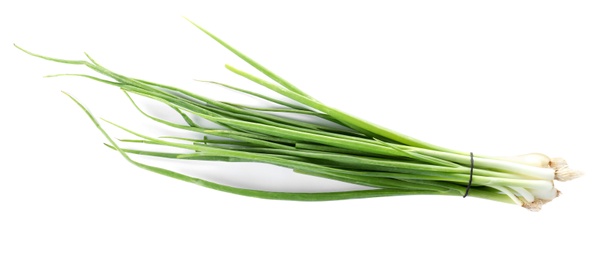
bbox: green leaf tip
[184,18,311,97]
[61,90,75,100]
[15,44,87,65]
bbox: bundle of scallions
[16,19,581,211]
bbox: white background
[1,1,612,259]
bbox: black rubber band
[463,152,474,198]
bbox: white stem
[409,148,555,180]
[492,186,523,206]
[475,177,553,190]
[509,186,535,203]
[493,153,551,168]
[528,187,559,201]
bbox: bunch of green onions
[16,19,581,211]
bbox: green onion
[15,18,581,211]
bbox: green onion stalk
[15,18,582,211]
